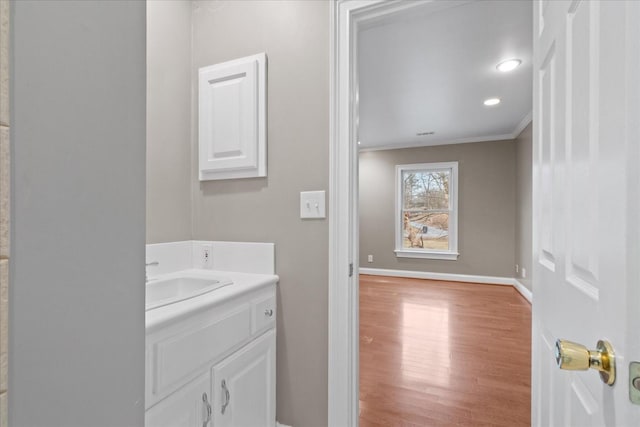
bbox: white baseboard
[276,423,293,427]
[358,267,514,286]
[359,267,532,304]
[513,279,533,303]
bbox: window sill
[394,249,459,260]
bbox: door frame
[328,1,453,424]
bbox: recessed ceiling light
[496,59,522,72]
[484,98,501,106]
[357,141,361,145]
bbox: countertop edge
[145,269,279,334]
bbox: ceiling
[357,0,533,150]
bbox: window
[395,162,459,260]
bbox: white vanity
[145,242,278,427]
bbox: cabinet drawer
[151,305,252,398]
[252,294,276,334]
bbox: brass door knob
[555,339,616,385]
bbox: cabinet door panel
[212,330,276,427]
[152,304,251,397]
[198,53,266,181]
[146,372,211,427]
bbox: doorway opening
[329,1,533,424]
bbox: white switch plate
[300,191,326,219]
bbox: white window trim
[395,161,459,260]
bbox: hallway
[359,274,531,426]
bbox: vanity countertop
[145,268,278,334]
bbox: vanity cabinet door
[145,372,212,427]
[212,330,276,427]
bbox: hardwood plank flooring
[359,274,531,426]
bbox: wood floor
[359,275,531,426]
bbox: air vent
[416,131,435,136]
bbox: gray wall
[11,1,146,426]
[147,0,192,243]
[515,122,533,290]
[191,2,329,426]
[359,140,516,278]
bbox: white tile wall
[0,260,6,393]
[0,1,9,424]
[0,0,8,127]
[0,126,9,258]
[0,391,6,427]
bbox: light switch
[300,191,326,219]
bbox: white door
[212,330,276,427]
[145,373,212,427]
[533,0,640,425]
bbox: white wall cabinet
[198,53,267,181]
[146,285,276,427]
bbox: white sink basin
[146,274,233,311]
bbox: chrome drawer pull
[221,379,230,414]
[202,392,212,427]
